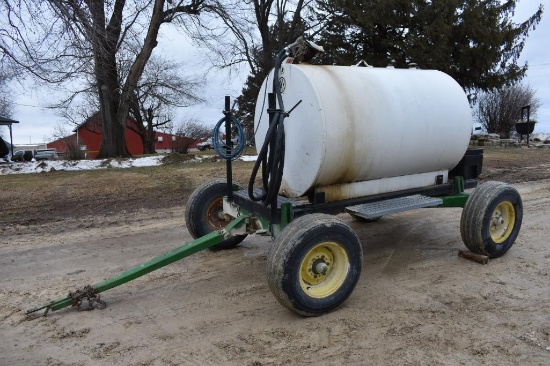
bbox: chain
[69,285,107,311]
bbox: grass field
[1,146,549,226]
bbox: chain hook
[69,285,107,311]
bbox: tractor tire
[185,179,247,250]
[267,214,363,316]
[460,181,522,258]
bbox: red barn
[48,112,199,158]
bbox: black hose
[248,49,288,207]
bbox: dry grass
[1,147,549,226]
[0,159,255,225]
[479,146,550,183]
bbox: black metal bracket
[224,96,233,201]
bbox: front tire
[460,181,522,258]
[185,179,247,250]
[267,214,363,316]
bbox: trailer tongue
[26,216,250,316]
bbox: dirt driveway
[1,150,550,365]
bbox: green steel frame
[439,177,470,208]
[26,216,250,316]
[26,176,471,317]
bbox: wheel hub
[205,198,227,231]
[490,201,515,244]
[313,260,329,275]
[299,242,350,298]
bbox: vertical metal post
[526,106,531,146]
[521,105,531,146]
[267,92,277,218]
[225,96,233,201]
[9,124,14,157]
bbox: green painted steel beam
[439,193,469,208]
[439,177,470,208]
[26,215,249,315]
[280,202,293,230]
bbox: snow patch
[1,156,164,175]
[239,155,258,162]
[0,155,258,175]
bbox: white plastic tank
[254,63,472,200]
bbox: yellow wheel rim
[490,201,515,244]
[299,242,349,298]
[205,198,227,231]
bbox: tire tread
[460,181,522,257]
[267,214,362,316]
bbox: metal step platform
[345,195,443,220]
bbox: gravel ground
[1,147,550,365]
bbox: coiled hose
[212,115,246,160]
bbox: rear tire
[185,179,247,250]
[460,181,522,258]
[267,214,363,316]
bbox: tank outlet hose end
[212,116,246,161]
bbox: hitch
[26,215,249,317]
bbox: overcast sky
[515,1,549,132]
[4,2,549,145]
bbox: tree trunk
[96,73,129,158]
[88,0,199,158]
[145,120,157,154]
[89,0,129,159]
[128,94,153,155]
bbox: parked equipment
[27,37,522,318]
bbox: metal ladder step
[345,195,443,219]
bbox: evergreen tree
[315,0,543,98]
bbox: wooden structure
[0,116,19,157]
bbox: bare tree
[171,119,211,153]
[51,53,202,155]
[0,71,13,118]
[49,122,85,160]
[0,69,14,141]
[185,0,314,121]
[126,55,204,154]
[191,0,313,72]
[1,0,209,158]
[476,84,541,138]
[56,95,100,128]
